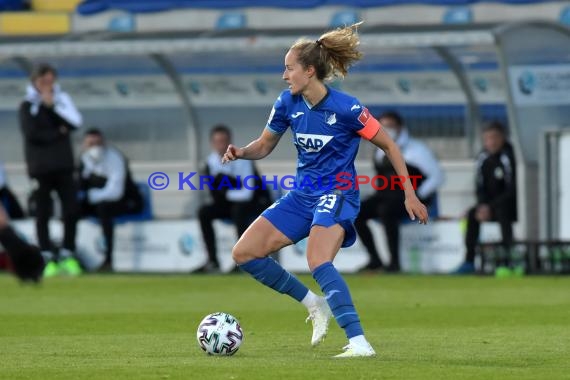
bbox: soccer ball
[196,312,244,356]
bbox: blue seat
[216,12,246,30]
[86,182,153,225]
[108,14,136,32]
[443,7,472,24]
[330,10,359,28]
[560,6,570,26]
[113,182,153,224]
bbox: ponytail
[291,22,363,81]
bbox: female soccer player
[223,23,428,358]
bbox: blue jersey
[266,86,379,196]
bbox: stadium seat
[0,12,70,35]
[216,12,246,30]
[85,182,153,225]
[330,10,359,28]
[560,6,570,26]
[443,7,473,24]
[113,182,154,224]
[31,0,80,12]
[107,14,136,32]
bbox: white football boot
[333,342,376,358]
[305,296,333,346]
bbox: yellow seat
[31,0,81,12]
[0,12,70,35]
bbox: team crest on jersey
[295,133,334,152]
[357,107,371,126]
[326,112,337,126]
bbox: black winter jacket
[19,101,79,178]
[475,142,517,221]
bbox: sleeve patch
[357,107,371,126]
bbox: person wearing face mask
[198,124,271,273]
[453,121,517,274]
[19,63,83,277]
[354,111,444,272]
[79,128,143,271]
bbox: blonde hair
[290,22,363,81]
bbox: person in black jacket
[19,63,83,277]
[198,125,271,273]
[79,128,143,271]
[454,121,517,274]
[354,111,444,272]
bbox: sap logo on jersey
[295,133,334,152]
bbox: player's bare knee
[231,243,247,264]
[232,239,277,264]
[232,241,260,264]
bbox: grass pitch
[0,273,569,380]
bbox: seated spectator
[354,111,444,272]
[0,161,25,219]
[198,124,271,273]
[454,121,517,274]
[79,128,143,271]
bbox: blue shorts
[261,189,360,248]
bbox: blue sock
[312,262,363,339]
[240,257,309,302]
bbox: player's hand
[404,195,429,225]
[40,90,54,107]
[222,144,244,163]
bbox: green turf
[0,273,569,380]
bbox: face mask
[87,146,104,162]
[385,127,398,140]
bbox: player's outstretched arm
[223,128,282,163]
[369,128,429,224]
